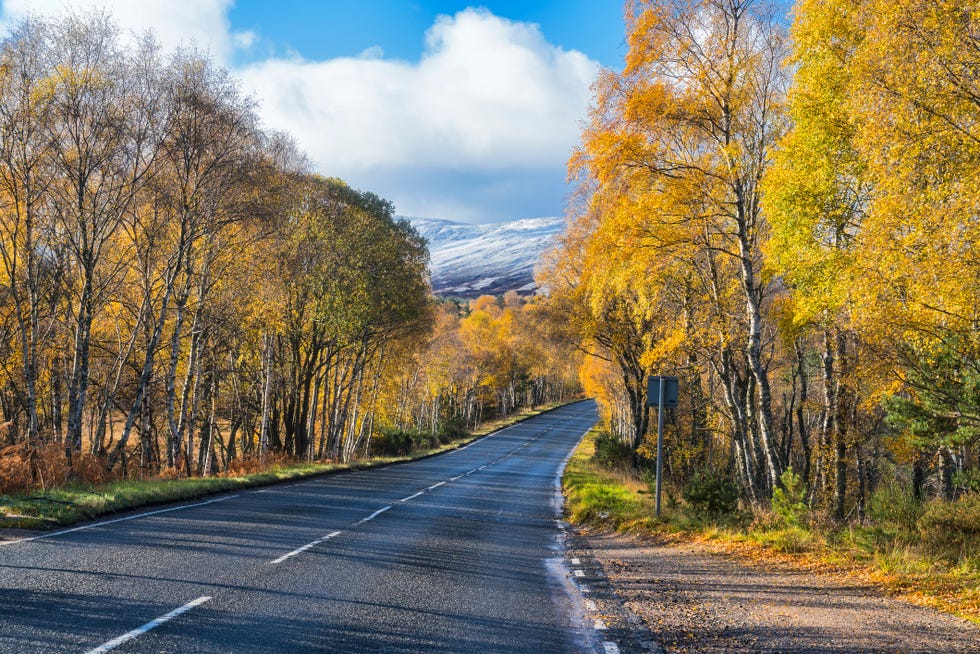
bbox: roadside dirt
[580,530,979,654]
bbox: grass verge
[1,400,577,532]
[562,427,980,626]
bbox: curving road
[0,401,599,653]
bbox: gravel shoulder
[578,529,980,654]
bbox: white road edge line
[355,505,392,525]
[398,491,425,502]
[270,531,342,564]
[426,481,446,490]
[0,495,240,546]
[83,596,212,654]
[449,475,463,481]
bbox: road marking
[478,465,488,470]
[83,596,211,653]
[570,557,581,565]
[573,569,585,577]
[398,491,424,502]
[355,505,391,524]
[603,642,620,654]
[449,474,463,481]
[594,619,607,630]
[0,495,240,546]
[270,531,343,564]
[426,481,446,490]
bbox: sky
[0,1,626,223]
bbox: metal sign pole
[656,379,665,517]
[647,375,678,518]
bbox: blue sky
[0,1,626,222]
[229,2,626,69]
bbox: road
[0,401,599,653]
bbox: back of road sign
[646,376,679,408]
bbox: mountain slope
[407,216,565,298]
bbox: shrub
[953,468,980,495]
[73,452,115,485]
[222,455,268,477]
[0,443,32,494]
[593,431,635,469]
[772,467,808,528]
[372,425,464,457]
[681,468,740,520]
[373,428,417,456]
[917,494,980,561]
[33,443,70,489]
[437,417,468,445]
[752,525,817,553]
[867,480,923,536]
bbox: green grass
[562,427,662,532]
[0,400,578,531]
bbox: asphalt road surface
[0,401,599,653]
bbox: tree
[765,0,980,508]
[44,14,163,455]
[549,0,791,498]
[0,18,58,446]
[762,0,870,518]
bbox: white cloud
[236,8,598,176]
[0,3,599,221]
[0,0,250,63]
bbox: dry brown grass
[0,441,118,494]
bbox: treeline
[384,293,582,453]
[0,13,578,491]
[543,0,980,521]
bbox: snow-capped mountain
[406,216,565,298]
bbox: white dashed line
[427,481,446,490]
[449,475,463,481]
[0,495,240,546]
[356,506,392,524]
[399,491,425,502]
[603,642,621,654]
[83,596,211,653]
[270,531,342,564]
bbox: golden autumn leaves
[542,0,980,508]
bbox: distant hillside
[406,216,565,298]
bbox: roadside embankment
[0,401,576,533]
[562,427,980,651]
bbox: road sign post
[647,375,678,517]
